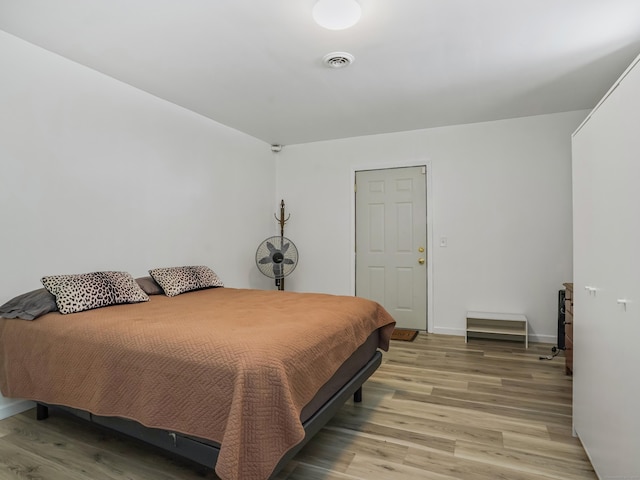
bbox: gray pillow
[135,276,164,295]
[0,288,58,320]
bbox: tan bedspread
[0,287,395,480]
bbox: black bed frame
[36,351,382,478]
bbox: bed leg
[36,403,49,420]
[353,387,362,403]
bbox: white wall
[0,30,276,297]
[276,111,588,342]
[0,31,275,414]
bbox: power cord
[539,345,562,360]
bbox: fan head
[255,236,298,279]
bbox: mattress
[0,287,395,480]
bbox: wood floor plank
[295,428,410,469]
[467,381,572,404]
[428,386,573,416]
[403,448,559,480]
[501,377,573,394]
[2,414,199,480]
[277,462,360,480]
[377,363,502,387]
[364,373,436,395]
[455,439,595,480]
[0,438,94,480]
[392,389,572,426]
[546,423,582,442]
[0,333,595,480]
[330,407,500,450]
[502,431,593,466]
[378,399,552,440]
[344,452,461,480]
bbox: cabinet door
[571,56,640,477]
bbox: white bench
[466,311,528,348]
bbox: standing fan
[255,236,298,289]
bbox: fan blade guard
[255,236,298,279]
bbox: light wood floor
[0,334,595,480]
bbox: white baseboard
[529,333,556,344]
[0,399,35,420]
[431,327,557,345]
[432,327,465,336]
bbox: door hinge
[354,183,357,193]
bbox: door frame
[351,161,434,333]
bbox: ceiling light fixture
[312,0,361,30]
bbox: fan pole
[274,199,290,291]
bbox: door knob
[418,258,425,265]
[418,247,425,253]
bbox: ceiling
[1,0,640,146]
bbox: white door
[355,166,427,330]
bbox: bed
[0,278,395,480]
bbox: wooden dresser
[563,283,573,375]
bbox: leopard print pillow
[148,266,224,297]
[41,271,149,314]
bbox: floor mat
[390,329,419,342]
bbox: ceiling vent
[323,52,355,69]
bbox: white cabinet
[571,53,640,479]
